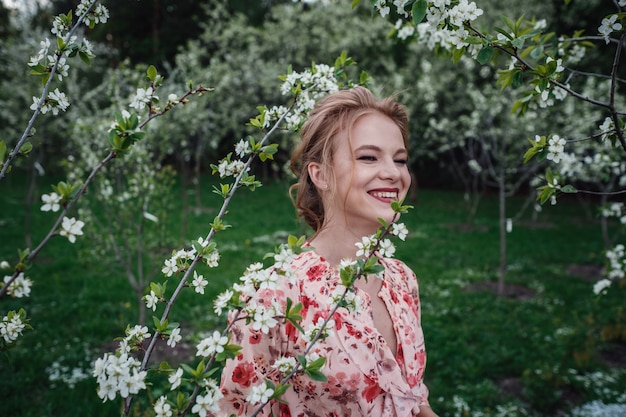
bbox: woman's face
[326,112,411,234]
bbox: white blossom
[191,271,208,294]
[196,331,228,357]
[93,352,147,401]
[599,15,622,44]
[213,289,234,315]
[0,313,26,343]
[546,134,567,163]
[246,383,274,405]
[3,273,32,298]
[145,290,159,311]
[168,367,183,390]
[154,396,172,417]
[272,356,298,374]
[41,192,62,212]
[59,216,85,243]
[161,258,178,277]
[593,279,612,295]
[191,380,223,415]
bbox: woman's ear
[307,162,328,191]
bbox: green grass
[1,173,625,417]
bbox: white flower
[235,139,251,158]
[0,261,9,269]
[3,273,33,298]
[48,88,70,114]
[196,331,228,357]
[599,15,623,43]
[167,93,178,103]
[154,396,172,417]
[59,217,85,243]
[355,236,377,257]
[213,289,233,315]
[191,382,223,415]
[593,279,612,295]
[246,383,274,405]
[251,308,278,334]
[0,313,26,343]
[391,223,409,241]
[129,87,154,110]
[41,192,62,212]
[145,290,159,311]
[205,249,220,268]
[167,327,182,348]
[161,258,178,277]
[272,356,298,374]
[191,271,208,294]
[378,238,396,258]
[546,134,567,163]
[168,367,183,390]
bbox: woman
[216,87,437,417]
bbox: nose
[379,157,402,181]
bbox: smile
[369,190,398,200]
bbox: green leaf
[476,45,494,65]
[0,141,6,161]
[147,65,158,81]
[561,185,577,194]
[412,0,427,25]
[351,0,361,8]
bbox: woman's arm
[417,405,439,417]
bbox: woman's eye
[357,156,377,161]
[395,159,408,165]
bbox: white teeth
[371,191,397,199]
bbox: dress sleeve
[399,260,431,408]
[215,288,290,417]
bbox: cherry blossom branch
[122,101,297,416]
[0,0,99,180]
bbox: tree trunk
[497,167,507,298]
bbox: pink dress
[215,248,429,417]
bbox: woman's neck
[309,224,376,267]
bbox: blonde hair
[289,86,409,232]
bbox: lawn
[1,172,625,417]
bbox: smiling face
[321,112,411,235]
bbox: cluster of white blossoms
[59,216,85,243]
[601,202,626,225]
[267,63,339,131]
[191,379,223,415]
[546,134,567,163]
[387,0,484,51]
[328,281,363,313]
[0,312,27,343]
[161,237,220,277]
[2,273,33,298]
[76,0,109,27]
[28,1,106,117]
[30,88,70,115]
[215,157,247,179]
[302,316,336,343]
[606,244,625,281]
[153,396,173,417]
[129,87,154,110]
[93,325,150,401]
[93,352,147,401]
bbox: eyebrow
[354,144,408,156]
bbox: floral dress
[216,248,429,417]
